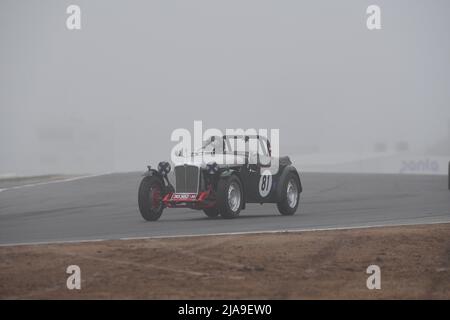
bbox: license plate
[171,193,197,201]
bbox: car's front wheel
[217,175,243,219]
[138,175,165,221]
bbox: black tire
[277,172,300,216]
[138,175,165,221]
[217,175,243,219]
[203,207,220,218]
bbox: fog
[1,0,449,176]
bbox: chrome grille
[175,165,200,193]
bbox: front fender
[142,166,165,180]
[141,167,174,194]
[143,169,158,177]
[219,168,246,209]
[219,168,237,178]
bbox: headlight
[157,161,171,175]
[206,161,219,174]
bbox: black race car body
[138,135,302,220]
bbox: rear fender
[276,166,302,201]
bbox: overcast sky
[1,0,449,175]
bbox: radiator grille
[175,165,200,193]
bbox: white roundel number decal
[259,174,272,197]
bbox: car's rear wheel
[203,207,220,218]
[138,175,165,221]
[217,175,243,219]
[277,172,300,215]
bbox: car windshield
[192,136,223,155]
[195,136,269,156]
[201,139,220,152]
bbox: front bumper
[162,191,216,209]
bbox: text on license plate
[171,193,197,200]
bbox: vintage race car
[138,135,302,221]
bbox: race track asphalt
[0,172,449,245]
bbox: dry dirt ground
[1,223,449,299]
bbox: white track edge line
[0,173,114,192]
[1,219,449,247]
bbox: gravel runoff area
[0,223,449,299]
